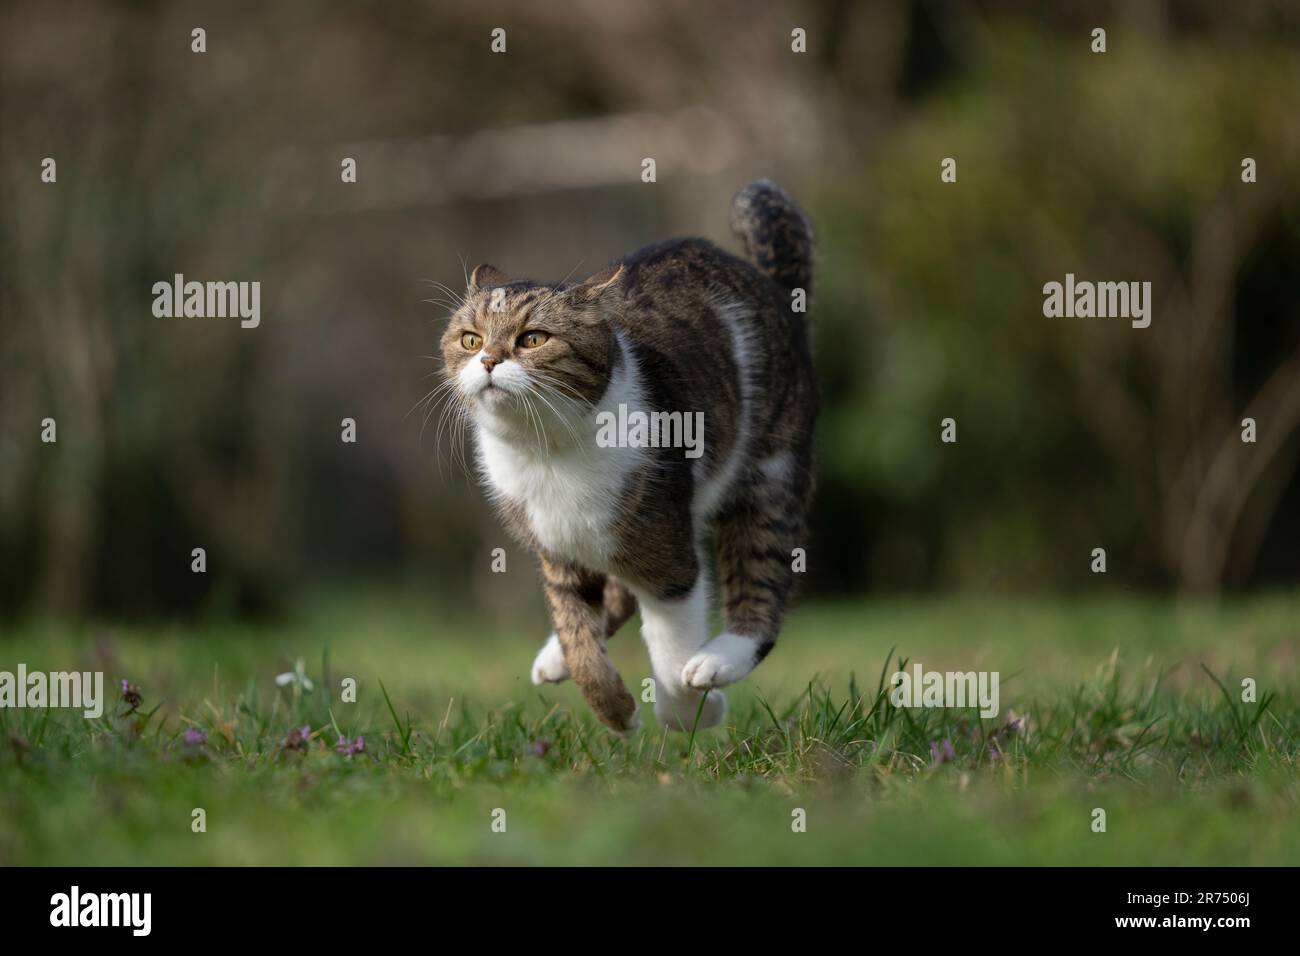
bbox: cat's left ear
[468,263,507,291]
[568,264,624,306]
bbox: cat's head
[440,263,624,436]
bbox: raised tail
[729,179,815,296]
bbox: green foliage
[810,31,1300,591]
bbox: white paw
[530,633,569,685]
[681,632,758,689]
[655,689,727,732]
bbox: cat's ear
[568,264,624,306]
[468,263,506,291]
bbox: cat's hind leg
[604,576,638,636]
[634,564,727,731]
[683,450,811,690]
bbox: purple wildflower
[120,679,142,713]
[283,725,312,752]
[182,727,207,747]
[531,739,552,757]
[929,738,956,766]
[334,734,365,758]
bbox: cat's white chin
[471,389,540,442]
[474,383,513,404]
[470,385,527,427]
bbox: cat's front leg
[530,632,570,685]
[530,575,639,685]
[539,557,640,733]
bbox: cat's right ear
[567,264,625,306]
[469,264,506,291]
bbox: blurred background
[2,0,1299,625]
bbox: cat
[439,180,817,733]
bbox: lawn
[1,592,1297,865]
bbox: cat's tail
[729,179,815,297]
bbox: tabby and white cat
[439,180,817,732]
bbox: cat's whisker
[521,390,550,456]
[419,297,462,314]
[433,386,467,471]
[420,388,447,452]
[448,401,473,484]
[425,381,475,483]
[458,408,476,484]
[418,277,468,319]
[405,381,449,421]
[526,369,594,416]
[420,276,466,301]
[406,389,437,421]
[527,368,589,400]
[557,258,585,289]
[407,377,458,419]
[530,383,588,418]
[515,372,578,429]
[527,374,602,457]
[421,382,457,436]
[526,380,589,453]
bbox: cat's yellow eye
[518,331,550,349]
[461,332,483,351]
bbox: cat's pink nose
[481,355,498,373]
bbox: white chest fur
[476,434,633,569]
[472,334,648,570]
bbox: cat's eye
[518,331,550,349]
[460,332,483,350]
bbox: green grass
[1,592,1298,865]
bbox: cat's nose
[481,354,499,373]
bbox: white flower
[275,658,314,691]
